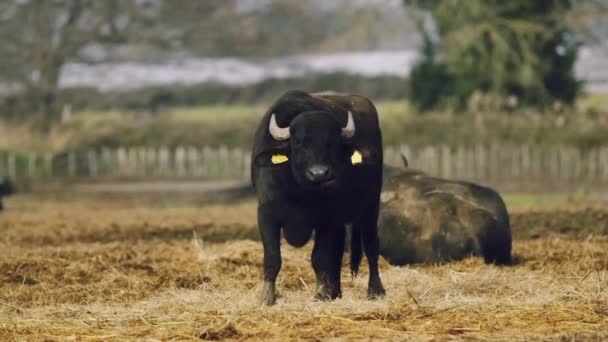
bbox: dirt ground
[1,193,607,341]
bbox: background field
[1,192,607,340]
[1,93,607,153]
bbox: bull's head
[267,110,359,190]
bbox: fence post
[467,147,476,180]
[144,147,155,177]
[45,153,53,178]
[100,147,110,177]
[7,153,16,180]
[601,147,608,183]
[116,148,126,177]
[587,148,598,183]
[509,145,518,181]
[441,145,451,179]
[521,145,531,183]
[455,146,465,179]
[230,148,243,179]
[187,146,200,177]
[429,146,440,176]
[127,147,137,177]
[175,146,186,178]
[475,145,486,181]
[67,151,76,177]
[559,147,568,183]
[243,151,251,180]
[547,147,558,184]
[573,148,583,181]
[218,146,229,179]
[202,147,212,178]
[136,147,145,177]
[28,153,37,178]
[157,147,168,177]
[87,150,99,177]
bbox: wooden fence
[1,145,608,187]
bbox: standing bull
[0,178,16,211]
[251,90,385,305]
[379,162,512,266]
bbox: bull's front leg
[357,203,385,298]
[311,224,345,301]
[258,204,282,306]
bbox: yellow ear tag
[351,150,363,165]
[271,154,289,164]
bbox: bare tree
[0,0,162,130]
[0,0,418,130]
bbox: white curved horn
[341,111,356,138]
[269,114,291,140]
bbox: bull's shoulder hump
[311,90,347,97]
[311,92,377,115]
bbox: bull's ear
[253,150,290,168]
[348,146,381,166]
[351,150,363,165]
[271,154,289,164]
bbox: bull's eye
[271,154,289,164]
[351,150,363,165]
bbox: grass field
[3,93,607,152]
[62,101,414,151]
[66,95,608,151]
[1,192,607,340]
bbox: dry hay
[1,194,607,341]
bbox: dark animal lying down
[0,178,16,211]
[378,165,512,265]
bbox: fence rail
[2,145,608,187]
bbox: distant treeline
[0,73,406,117]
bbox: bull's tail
[349,224,363,278]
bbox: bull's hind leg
[312,224,345,300]
[357,204,385,298]
[258,205,282,306]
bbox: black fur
[252,90,385,305]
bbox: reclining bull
[251,90,385,305]
[378,160,512,266]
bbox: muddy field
[1,192,608,341]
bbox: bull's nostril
[306,165,332,182]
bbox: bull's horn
[269,114,290,140]
[341,111,355,138]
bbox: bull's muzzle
[305,164,333,184]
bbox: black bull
[251,90,385,305]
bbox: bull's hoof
[260,281,276,306]
[315,284,341,301]
[367,283,386,299]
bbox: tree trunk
[30,54,64,132]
